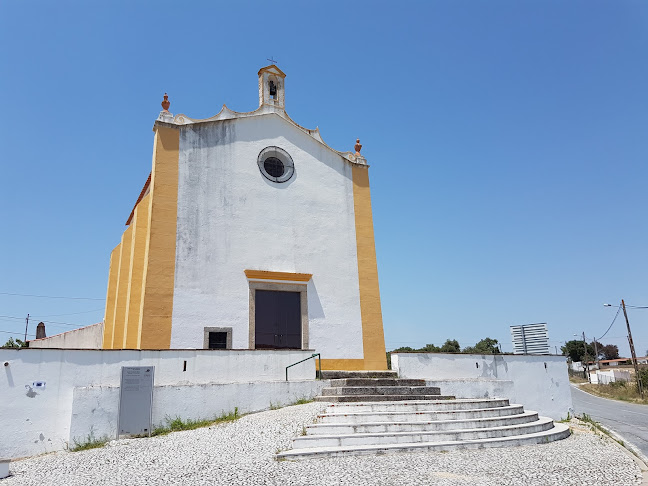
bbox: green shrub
[71,434,109,452]
[151,407,239,436]
[639,369,648,388]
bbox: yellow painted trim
[244,270,312,282]
[111,225,133,348]
[352,165,388,370]
[319,359,369,371]
[139,125,180,349]
[123,193,151,348]
[102,245,121,349]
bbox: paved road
[571,384,648,457]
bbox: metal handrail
[286,353,321,381]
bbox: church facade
[102,65,386,370]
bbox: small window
[203,327,232,350]
[208,332,228,349]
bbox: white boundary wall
[28,323,104,349]
[595,369,631,385]
[70,380,326,448]
[392,353,572,420]
[0,348,320,459]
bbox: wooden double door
[254,290,301,349]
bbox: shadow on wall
[477,355,509,378]
[4,363,14,387]
[308,279,325,320]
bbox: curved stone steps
[324,398,511,412]
[314,394,455,403]
[317,404,526,424]
[322,385,442,396]
[277,423,571,460]
[279,371,570,459]
[307,410,540,435]
[329,378,427,387]
[293,417,555,448]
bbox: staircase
[314,370,454,403]
[278,370,570,460]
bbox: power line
[599,305,621,340]
[0,329,35,337]
[0,315,94,328]
[607,303,648,309]
[0,292,104,301]
[30,308,105,318]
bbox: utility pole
[24,313,29,343]
[621,299,644,399]
[593,337,599,370]
[582,332,589,381]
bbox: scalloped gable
[166,109,366,166]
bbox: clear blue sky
[1,1,647,356]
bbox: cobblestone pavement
[4,402,643,486]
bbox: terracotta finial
[161,93,170,112]
[354,138,362,155]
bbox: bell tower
[258,64,286,110]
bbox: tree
[463,337,500,354]
[421,343,441,353]
[440,339,461,353]
[589,340,604,359]
[599,344,619,360]
[390,346,415,353]
[2,337,26,348]
[561,340,594,362]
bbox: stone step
[329,378,426,387]
[276,423,570,460]
[314,395,455,403]
[321,386,441,396]
[317,404,526,424]
[292,417,555,448]
[306,411,540,435]
[319,370,398,379]
[322,398,510,413]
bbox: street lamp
[574,332,589,381]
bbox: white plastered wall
[171,113,364,359]
[28,323,103,349]
[69,379,327,447]
[0,348,316,458]
[392,353,573,420]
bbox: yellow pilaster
[139,125,179,349]
[102,245,121,349]
[321,165,387,370]
[123,194,151,348]
[112,225,133,349]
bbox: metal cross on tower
[267,57,278,64]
